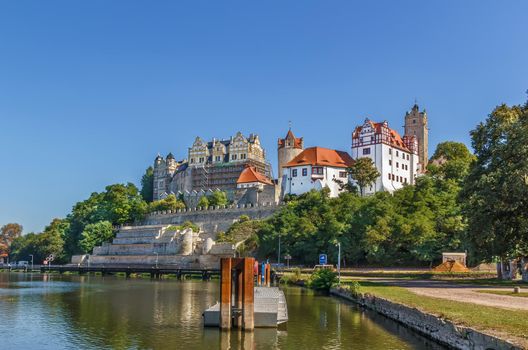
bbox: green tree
[197,195,209,208]
[0,223,22,257]
[209,191,229,207]
[461,101,528,264]
[149,194,186,212]
[348,157,380,196]
[428,141,475,182]
[79,221,114,254]
[140,166,154,202]
[10,219,68,263]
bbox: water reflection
[0,273,444,349]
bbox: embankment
[330,287,522,350]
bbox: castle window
[232,154,237,161]
[389,148,392,155]
[312,167,323,175]
[388,173,391,180]
[292,169,298,177]
[413,119,416,124]
[215,156,221,162]
[362,148,371,155]
[392,174,395,180]
[396,162,399,168]
[407,154,410,160]
[389,160,392,166]
[190,158,195,164]
[396,150,399,156]
[302,168,307,176]
[199,157,205,163]
[339,171,347,178]
[241,153,246,159]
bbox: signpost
[284,254,292,268]
[45,254,54,271]
[318,254,327,265]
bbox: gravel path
[378,279,528,311]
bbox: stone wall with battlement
[143,203,280,233]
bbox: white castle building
[281,146,354,198]
[350,104,428,194]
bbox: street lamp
[154,252,159,269]
[334,241,341,285]
[29,254,34,272]
[277,233,281,265]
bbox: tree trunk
[509,258,519,280]
[499,260,512,280]
[521,257,528,283]
[496,262,503,279]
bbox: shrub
[308,268,338,291]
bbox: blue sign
[319,254,327,265]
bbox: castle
[153,103,429,203]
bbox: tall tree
[209,191,229,207]
[140,166,154,202]
[461,101,528,264]
[348,157,380,196]
[149,194,186,212]
[428,141,475,182]
[79,221,114,254]
[0,223,23,257]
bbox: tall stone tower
[404,104,429,172]
[277,129,304,187]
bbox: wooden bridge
[40,265,220,280]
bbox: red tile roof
[237,166,273,185]
[278,129,303,149]
[283,147,354,168]
[353,120,411,152]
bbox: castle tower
[165,152,178,176]
[152,154,165,200]
[277,129,304,187]
[404,104,428,172]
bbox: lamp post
[278,234,281,265]
[29,254,34,272]
[335,241,341,285]
[154,252,159,269]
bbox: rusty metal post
[265,264,271,287]
[234,269,243,327]
[220,257,232,330]
[242,257,255,330]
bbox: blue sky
[1,1,527,233]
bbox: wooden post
[242,257,255,330]
[220,258,232,330]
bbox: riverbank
[330,282,527,349]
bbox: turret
[404,103,428,172]
[277,128,304,188]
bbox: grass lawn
[450,278,528,287]
[477,290,528,298]
[352,281,528,344]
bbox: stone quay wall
[330,288,521,350]
[143,203,280,233]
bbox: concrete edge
[330,287,523,350]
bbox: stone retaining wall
[143,203,279,233]
[330,287,522,350]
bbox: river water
[0,272,445,349]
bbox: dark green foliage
[140,166,154,202]
[166,221,200,233]
[428,141,476,182]
[63,183,148,258]
[348,157,380,195]
[308,268,338,290]
[10,219,68,263]
[461,102,528,262]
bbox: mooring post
[220,258,232,330]
[242,257,255,331]
[234,269,243,327]
[265,264,271,287]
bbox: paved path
[375,279,528,311]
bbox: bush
[346,281,362,296]
[308,268,338,291]
[165,221,200,233]
[280,267,303,285]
